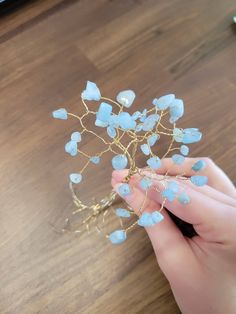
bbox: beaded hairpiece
[52,81,207,244]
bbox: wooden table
[1,1,235,313]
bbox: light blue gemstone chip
[142,114,159,131]
[107,126,117,138]
[147,156,161,170]
[82,81,101,101]
[172,154,185,165]
[147,134,160,146]
[115,208,131,218]
[65,140,78,156]
[167,181,179,193]
[95,102,112,127]
[162,188,176,202]
[116,90,136,108]
[90,156,100,164]
[169,99,184,123]
[71,131,81,142]
[52,108,68,120]
[140,144,151,156]
[178,192,190,204]
[138,211,164,227]
[152,94,175,110]
[190,175,208,186]
[180,145,189,156]
[140,177,152,190]
[192,160,206,172]
[118,183,131,197]
[109,230,127,244]
[69,173,82,184]
[118,112,136,130]
[112,154,128,170]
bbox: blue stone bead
[69,173,82,184]
[116,90,136,108]
[109,230,127,244]
[151,211,164,224]
[108,114,120,128]
[90,156,100,164]
[112,154,128,170]
[190,175,208,186]
[147,156,161,170]
[95,102,112,127]
[147,134,160,146]
[65,140,78,156]
[82,81,101,101]
[135,124,143,132]
[71,131,81,142]
[173,128,184,142]
[95,119,108,128]
[118,112,136,130]
[140,144,151,156]
[138,212,154,227]
[132,111,141,120]
[140,177,152,190]
[152,94,175,110]
[115,208,131,218]
[118,183,131,197]
[142,114,159,131]
[107,126,117,138]
[139,109,147,122]
[172,154,185,165]
[178,192,190,204]
[182,128,202,144]
[162,188,176,202]
[169,99,184,123]
[167,181,179,193]
[192,160,206,172]
[52,108,68,120]
[180,145,189,156]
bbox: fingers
[112,169,236,243]
[154,158,236,198]
[112,179,193,275]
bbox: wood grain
[0,0,235,313]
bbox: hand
[111,158,236,314]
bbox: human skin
[111,158,236,314]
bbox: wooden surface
[0,0,236,313]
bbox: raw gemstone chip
[71,131,81,142]
[190,175,208,186]
[162,188,176,202]
[69,173,82,184]
[82,81,101,101]
[172,154,185,165]
[147,134,160,146]
[90,156,100,164]
[116,90,136,108]
[52,108,68,120]
[109,230,127,244]
[118,183,131,197]
[152,94,175,110]
[140,144,151,156]
[65,140,78,156]
[138,211,164,227]
[95,102,112,127]
[115,208,131,218]
[118,112,136,130]
[147,156,161,170]
[178,192,191,204]
[112,154,128,170]
[140,177,153,190]
[180,145,189,156]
